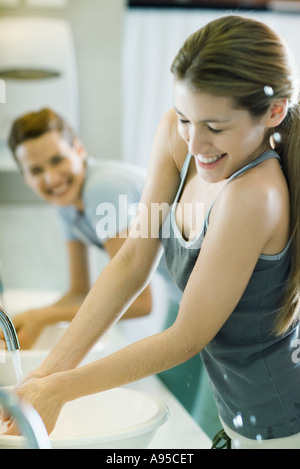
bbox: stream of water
[10,350,24,385]
[0,350,24,434]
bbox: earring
[269,132,282,150]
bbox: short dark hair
[8,107,76,161]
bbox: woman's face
[16,130,87,209]
[174,80,270,182]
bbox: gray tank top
[160,150,300,439]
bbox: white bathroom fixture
[0,16,78,170]
[0,388,169,449]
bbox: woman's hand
[5,310,45,350]
[3,374,65,436]
[0,300,81,350]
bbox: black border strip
[127,1,269,10]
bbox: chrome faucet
[0,306,19,351]
[0,388,51,449]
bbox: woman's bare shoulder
[160,108,188,172]
[210,159,290,255]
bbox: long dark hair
[171,15,300,335]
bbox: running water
[0,350,23,435]
[10,350,23,385]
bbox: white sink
[0,388,169,449]
[0,290,169,449]
[0,289,110,386]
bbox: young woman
[4,15,300,448]
[5,108,218,434]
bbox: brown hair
[171,15,300,335]
[8,107,76,162]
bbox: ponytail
[275,99,300,335]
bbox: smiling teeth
[52,184,69,195]
[198,154,224,164]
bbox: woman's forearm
[15,322,196,436]
[54,325,195,405]
[34,250,152,378]
[4,294,85,350]
[39,289,91,325]
[36,302,81,327]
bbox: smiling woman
[4,15,300,450]
[174,84,276,181]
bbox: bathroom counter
[131,376,212,449]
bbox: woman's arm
[36,239,91,319]
[60,170,282,397]
[8,154,282,436]
[103,235,153,318]
[6,107,285,435]
[29,110,183,377]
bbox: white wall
[122,8,300,168]
[0,0,125,160]
[0,0,125,289]
[2,4,299,290]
